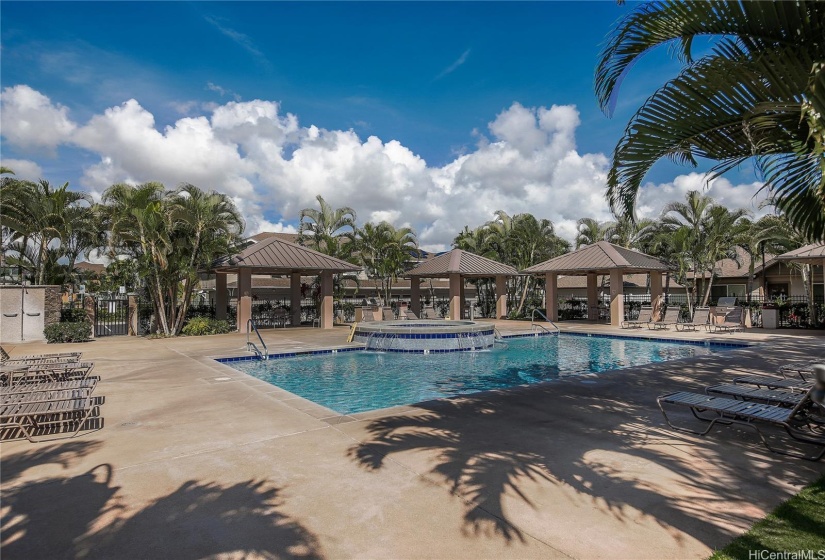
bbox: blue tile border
[560,330,753,349]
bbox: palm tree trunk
[515,276,532,316]
[702,271,714,307]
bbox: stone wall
[44,286,62,329]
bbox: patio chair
[272,308,289,328]
[1,362,95,387]
[405,310,419,320]
[0,393,98,442]
[621,306,654,329]
[706,383,805,407]
[714,307,744,333]
[648,307,681,330]
[1,346,82,365]
[657,387,825,460]
[732,374,813,392]
[0,377,99,396]
[675,307,711,332]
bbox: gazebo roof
[774,243,825,264]
[212,236,361,274]
[405,248,518,278]
[523,241,670,275]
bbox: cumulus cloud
[0,85,772,251]
[0,158,43,180]
[0,85,76,152]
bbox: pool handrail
[531,309,560,333]
[247,319,269,360]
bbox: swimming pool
[222,334,742,415]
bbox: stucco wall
[0,285,61,343]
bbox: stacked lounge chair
[621,306,654,329]
[713,307,744,333]
[0,348,102,442]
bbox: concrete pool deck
[1,321,824,559]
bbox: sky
[1,1,769,252]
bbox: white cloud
[0,85,76,152]
[0,85,772,251]
[0,158,43,180]
[435,48,471,80]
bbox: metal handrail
[531,309,560,333]
[247,319,269,360]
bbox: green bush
[44,321,92,343]
[60,308,89,323]
[181,317,233,336]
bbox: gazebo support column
[495,275,507,319]
[650,271,663,307]
[459,279,466,319]
[290,272,302,327]
[320,271,334,329]
[586,273,598,320]
[609,269,624,327]
[410,279,421,316]
[544,273,558,321]
[448,273,462,320]
[215,272,227,321]
[237,267,252,333]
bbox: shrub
[181,317,233,336]
[60,307,89,323]
[44,321,92,343]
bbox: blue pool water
[225,334,737,414]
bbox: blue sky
[0,1,764,248]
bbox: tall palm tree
[660,191,716,302]
[697,206,751,305]
[357,222,418,304]
[575,218,608,249]
[298,195,357,258]
[596,1,825,240]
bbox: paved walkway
[1,322,824,559]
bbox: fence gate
[95,297,129,337]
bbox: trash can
[762,307,779,329]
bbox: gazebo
[523,241,671,326]
[405,249,518,320]
[212,237,361,332]
[774,243,825,298]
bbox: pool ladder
[247,319,269,360]
[531,309,560,335]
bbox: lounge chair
[706,383,805,407]
[648,307,681,330]
[675,307,711,332]
[713,307,744,333]
[1,362,95,387]
[405,310,419,320]
[732,374,813,392]
[1,346,82,365]
[621,306,654,329]
[0,377,99,396]
[657,388,825,460]
[0,393,97,442]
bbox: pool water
[225,334,735,415]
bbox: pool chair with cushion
[658,366,825,460]
[621,306,654,329]
[675,307,711,332]
[648,307,681,330]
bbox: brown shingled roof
[405,249,517,278]
[775,243,825,263]
[523,241,669,274]
[213,237,361,274]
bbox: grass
[710,473,825,560]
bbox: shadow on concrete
[1,442,322,560]
[348,341,825,549]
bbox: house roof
[212,237,361,274]
[75,261,106,274]
[775,243,825,263]
[523,241,669,275]
[405,248,518,278]
[247,231,301,244]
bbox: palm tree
[596,1,825,240]
[696,206,751,306]
[575,218,608,249]
[357,222,418,304]
[298,195,356,258]
[660,191,716,302]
